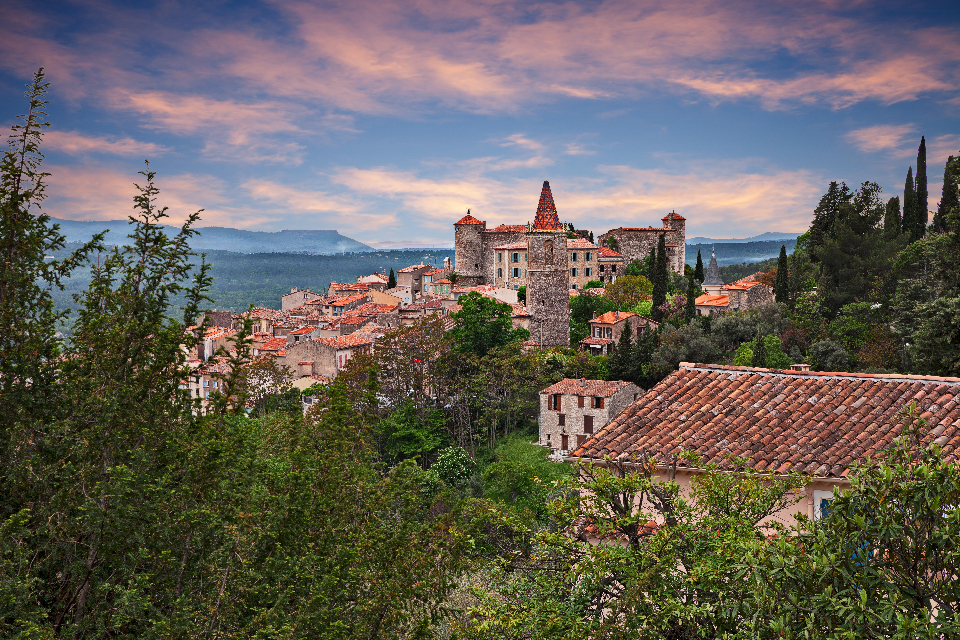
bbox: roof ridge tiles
[677,362,960,385]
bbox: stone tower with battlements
[525,181,570,348]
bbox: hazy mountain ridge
[685,239,796,267]
[50,217,372,254]
[686,231,802,244]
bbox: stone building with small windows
[538,378,640,455]
[579,310,660,356]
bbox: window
[498,252,503,262]
[577,434,588,447]
[605,327,612,339]
[571,252,578,261]
[578,396,585,408]
[524,269,527,277]
[593,397,604,409]
[512,252,520,262]
[584,415,593,433]
[203,380,209,387]
[558,413,566,426]
[513,268,520,277]
[599,264,605,272]
[612,265,617,273]
[585,267,592,277]
[586,252,592,261]
[497,268,503,278]
[814,490,834,520]
[524,253,527,262]
[571,268,578,277]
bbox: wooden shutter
[577,434,588,447]
[578,396,584,408]
[561,434,569,450]
[558,413,565,426]
[584,415,593,434]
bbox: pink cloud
[845,124,917,155]
[45,130,168,157]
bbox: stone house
[368,289,403,307]
[287,325,322,346]
[579,311,660,356]
[284,333,374,378]
[396,264,432,296]
[570,363,960,526]
[596,211,686,275]
[539,378,641,455]
[327,292,368,316]
[281,287,323,312]
[596,246,625,284]
[384,286,412,304]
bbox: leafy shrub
[809,339,851,372]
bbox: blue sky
[3,0,959,247]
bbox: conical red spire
[532,181,562,230]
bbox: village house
[570,363,960,525]
[396,264,432,297]
[284,333,374,379]
[281,287,323,312]
[539,378,641,455]
[579,310,660,356]
[596,246,625,284]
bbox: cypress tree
[934,155,959,233]
[884,196,901,238]
[609,323,633,381]
[774,245,789,304]
[684,273,697,323]
[694,249,704,283]
[651,235,667,321]
[387,268,397,289]
[916,136,928,238]
[902,166,917,242]
[752,333,768,368]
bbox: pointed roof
[702,245,724,286]
[662,210,686,221]
[455,209,484,225]
[533,181,562,231]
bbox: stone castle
[453,180,687,347]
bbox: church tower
[525,181,569,348]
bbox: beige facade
[538,378,640,455]
[281,287,323,311]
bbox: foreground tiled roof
[542,378,634,397]
[331,292,367,306]
[573,363,960,478]
[532,180,562,230]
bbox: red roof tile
[662,210,686,221]
[542,378,634,397]
[397,264,430,273]
[597,247,623,258]
[318,334,374,349]
[696,294,729,307]
[573,363,960,478]
[532,180,562,230]
[259,337,287,351]
[454,213,484,225]
[567,238,598,249]
[593,310,636,324]
[489,224,526,233]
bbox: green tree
[516,284,526,303]
[916,135,928,238]
[452,291,529,357]
[431,446,477,489]
[740,406,960,639]
[694,249,705,282]
[885,195,901,237]
[774,244,789,304]
[608,321,634,382]
[651,234,668,321]
[751,331,768,367]
[809,339,851,371]
[604,274,652,308]
[379,399,447,466]
[481,436,569,523]
[605,235,619,252]
[934,154,959,233]
[808,181,852,258]
[903,166,918,241]
[684,272,697,323]
[387,267,397,289]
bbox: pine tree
[902,166,918,242]
[884,196,901,238]
[608,324,633,382]
[916,136,928,238]
[651,235,667,321]
[934,155,959,233]
[694,249,704,283]
[774,245,789,304]
[684,273,697,323]
[752,333,768,368]
[387,267,397,289]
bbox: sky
[2,0,959,247]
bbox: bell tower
[525,181,569,348]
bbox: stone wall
[597,226,685,275]
[526,229,570,347]
[454,223,485,281]
[284,339,337,378]
[538,384,640,453]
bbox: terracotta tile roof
[511,303,530,317]
[331,293,367,306]
[580,337,614,346]
[330,282,369,291]
[662,210,686,221]
[340,315,373,326]
[433,278,451,284]
[597,247,623,258]
[318,334,374,349]
[397,263,429,273]
[454,212,484,225]
[567,238,598,249]
[259,337,288,352]
[542,378,634,397]
[573,363,960,478]
[290,326,316,335]
[489,224,527,233]
[533,180,562,230]
[376,304,399,312]
[593,310,636,324]
[696,294,729,307]
[344,302,380,316]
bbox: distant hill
[49,217,372,254]
[686,232,801,244]
[685,239,796,267]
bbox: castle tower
[661,210,686,273]
[526,181,569,348]
[453,209,486,285]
